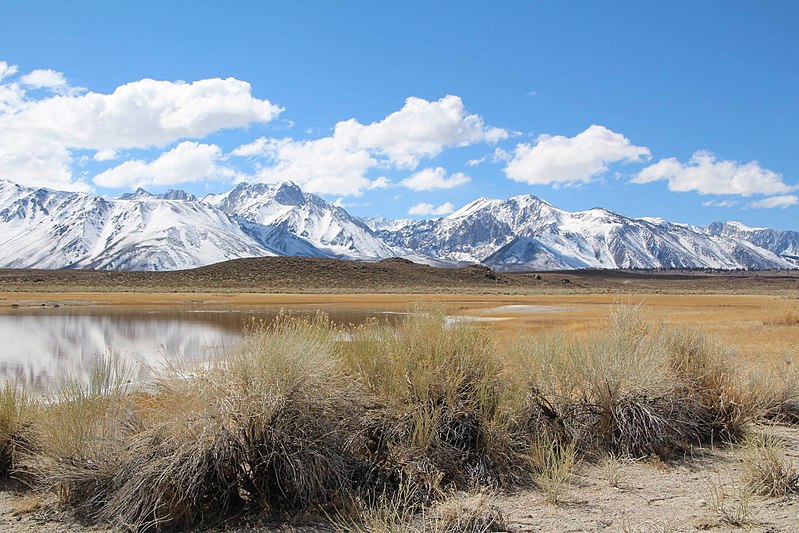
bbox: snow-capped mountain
[363,217,415,232]
[375,195,795,270]
[203,182,395,259]
[0,179,795,272]
[706,221,799,265]
[0,179,272,270]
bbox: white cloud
[0,61,18,81]
[702,199,739,208]
[368,176,392,190]
[0,136,88,191]
[748,195,798,209]
[20,69,68,90]
[633,151,795,197]
[400,167,470,191]
[504,125,650,185]
[0,72,281,190]
[93,141,237,189]
[335,95,507,168]
[93,149,118,161]
[408,201,454,216]
[235,136,378,196]
[233,95,503,196]
[466,147,512,167]
[2,77,282,150]
[0,82,25,114]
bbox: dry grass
[704,477,755,527]
[738,431,799,497]
[0,305,796,529]
[764,304,799,326]
[529,436,577,504]
[507,306,749,460]
[337,490,508,533]
[0,382,30,477]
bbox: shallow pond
[0,304,405,387]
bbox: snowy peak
[0,181,272,270]
[377,195,796,271]
[120,188,197,201]
[203,181,395,260]
[363,216,415,232]
[706,221,799,264]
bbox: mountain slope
[204,182,395,259]
[706,221,799,265]
[377,195,795,271]
[0,180,273,270]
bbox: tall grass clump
[18,356,138,512]
[0,381,31,477]
[342,310,531,503]
[507,306,749,460]
[748,358,799,424]
[20,314,367,530]
[738,432,799,497]
[98,313,365,529]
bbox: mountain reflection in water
[0,306,402,388]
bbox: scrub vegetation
[1,307,798,531]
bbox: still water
[0,305,404,387]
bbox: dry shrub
[21,314,367,530]
[739,432,799,497]
[748,359,799,424]
[18,356,137,512]
[343,309,531,503]
[98,313,365,530]
[432,492,508,532]
[507,307,750,460]
[666,327,750,443]
[0,381,31,477]
[338,490,507,533]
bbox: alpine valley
[0,179,796,271]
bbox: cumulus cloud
[504,125,650,185]
[2,77,282,149]
[0,61,18,81]
[93,141,238,189]
[233,95,503,196]
[408,201,454,216]
[334,95,507,168]
[400,167,470,191]
[0,68,281,190]
[20,69,68,90]
[0,136,88,191]
[233,136,378,196]
[633,151,795,197]
[748,195,798,209]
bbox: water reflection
[0,305,402,388]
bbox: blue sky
[1,1,797,229]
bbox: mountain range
[0,179,796,271]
